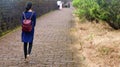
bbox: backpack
[22,12,33,32]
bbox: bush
[72,0,120,29]
[73,0,100,21]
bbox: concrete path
[0,7,80,67]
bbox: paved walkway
[0,7,80,67]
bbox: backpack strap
[23,12,26,20]
[29,11,34,19]
[23,11,34,19]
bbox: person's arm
[21,13,24,25]
[33,12,36,27]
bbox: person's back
[22,9,36,42]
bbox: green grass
[0,26,21,39]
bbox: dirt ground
[70,17,120,67]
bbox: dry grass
[70,17,120,67]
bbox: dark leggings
[24,42,33,59]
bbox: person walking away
[21,2,36,62]
[59,1,63,10]
[57,0,62,10]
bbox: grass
[97,46,114,56]
[86,33,95,41]
[71,16,120,66]
[0,26,21,39]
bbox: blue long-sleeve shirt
[21,11,36,43]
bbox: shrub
[72,0,120,29]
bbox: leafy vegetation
[72,0,120,29]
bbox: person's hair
[25,2,32,12]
